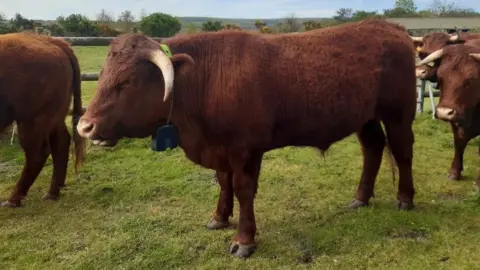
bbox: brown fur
[79,18,417,256]
[428,44,480,182]
[0,33,85,206]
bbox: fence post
[427,82,436,119]
[417,79,426,113]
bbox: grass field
[1,46,479,270]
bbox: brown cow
[416,45,480,184]
[77,19,417,258]
[411,31,480,60]
[0,33,86,207]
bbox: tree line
[0,0,478,37]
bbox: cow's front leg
[207,171,234,230]
[228,153,262,259]
[448,124,468,180]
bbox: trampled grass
[0,46,479,269]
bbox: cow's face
[411,32,465,60]
[418,46,480,126]
[415,64,438,83]
[77,34,194,143]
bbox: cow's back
[0,33,73,128]
[254,20,416,148]
[167,20,416,150]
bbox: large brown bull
[416,45,480,184]
[0,33,86,207]
[77,19,417,258]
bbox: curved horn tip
[149,50,175,103]
[416,49,444,67]
[470,53,480,61]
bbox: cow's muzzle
[77,118,96,139]
[435,106,457,121]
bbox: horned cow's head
[416,46,480,125]
[77,33,194,144]
[411,32,465,60]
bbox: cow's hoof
[228,241,256,258]
[1,200,20,208]
[206,218,230,230]
[42,193,58,201]
[448,172,461,181]
[348,199,367,209]
[397,200,414,210]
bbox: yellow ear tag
[416,46,422,52]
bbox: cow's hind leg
[43,122,71,201]
[349,120,386,208]
[228,152,263,258]
[207,171,234,230]
[383,119,415,210]
[1,123,50,207]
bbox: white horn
[410,36,423,42]
[416,49,444,67]
[449,33,459,41]
[149,50,174,102]
[469,53,480,61]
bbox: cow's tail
[61,43,86,174]
[383,137,398,196]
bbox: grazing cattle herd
[0,18,479,258]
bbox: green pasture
[0,46,479,269]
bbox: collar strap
[160,44,173,58]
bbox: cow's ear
[171,53,195,76]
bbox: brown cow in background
[77,19,417,258]
[411,31,480,60]
[0,33,86,207]
[417,45,480,184]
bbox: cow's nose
[435,107,456,121]
[415,69,426,78]
[77,118,96,138]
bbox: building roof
[386,17,480,30]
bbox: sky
[0,0,479,20]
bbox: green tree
[224,23,241,30]
[139,12,181,37]
[333,8,353,22]
[395,0,417,13]
[275,14,301,33]
[351,10,381,21]
[302,20,323,31]
[0,13,11,34]
[57,14,101,36]
[44,23,65,36]
[185,23,197,34]
[201,20,223,32]
[254,20,266,30]
[117,10,136,33]
[96,9,115,25]
[10,13,35,32]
